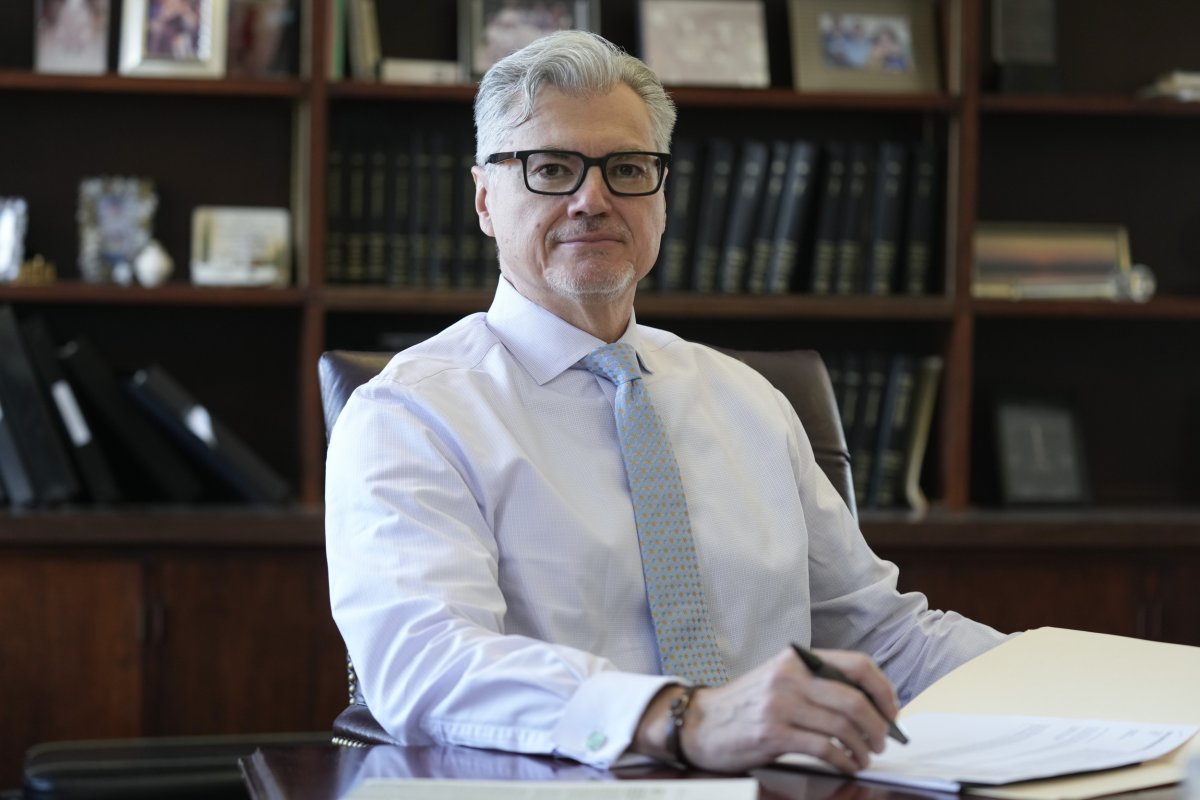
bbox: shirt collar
[485,278,651,384]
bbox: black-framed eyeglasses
[485,149,671,197]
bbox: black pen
[791,643,909,745]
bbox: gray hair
[473,30,677,164]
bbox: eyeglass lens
[525,151,662,195]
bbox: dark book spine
[656,138,701,293]
[849,352,889,505]
[833,142,872,295]
[862,141,908,296]
[902,356,944,513]
[764,140,818,295]
[866,354,916,508]
[837,352,863,444]
[426,134,456,290]
[343,142,368,284]
[809,141,846,295]
[364,143,389,285]
[689,138,736,293]
[385,134,412,287]
[746,140,791,294]
[452,145,481,289]
[20,316,121,505]
[0,306,80,506]
[325,144,346,284]
[715,139,769,294]
[407,132,430,288]
[902,143,940,295]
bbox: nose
[566,164,613,217]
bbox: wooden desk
[239,744,1188,800]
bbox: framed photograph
[995,396,1090,506]
[460,0,600,81]
[119,0,229,77]
[190,206,291,287]
[788,0,940,93]
[638,0,769,88]
[35,0,111,75]
[78,177,158,284]
[0,198,29,283]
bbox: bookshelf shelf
[8,505,1200,551]
[971,296,1200,319]
[327,80,476,102]
[0,505,323,546]
[0,70,307,97]
[666,87,960,112]
[319,287,956,320]
[0,283,308,308]
[980,93,1200,117]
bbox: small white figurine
[134,239,174,287]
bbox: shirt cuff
[553,671,677,767]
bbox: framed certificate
[995,396,1090,506]
[638,0,770,88]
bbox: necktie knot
[580,342,641,386]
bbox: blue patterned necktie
[580,343,728,686]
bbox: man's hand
[633,647,899,773]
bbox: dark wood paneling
[884,549,1147,637]
[0,557,143,787]
[144,551,345,736]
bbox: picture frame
[638,0,769,88]
[0,198,29,283]
[78,176,158,284]
[994,396,1090,506]
[190,206,291,287]
[35,0,111,75]
[119,0,229,78]
[460,0,600,81]
[787,0,940,93]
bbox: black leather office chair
[318,347,854,746]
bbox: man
[325,30,1006,775]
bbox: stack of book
[825,350,944,513]
[0,306,291,509]
[325,128,498,289]
[645,137,942,296]
[973,222,1156,302]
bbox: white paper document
[342,777,758,800]
[778,712,1198,793]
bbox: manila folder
[901,627,1200,800]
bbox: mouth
[555,229,627,246]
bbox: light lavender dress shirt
[325,278,1006,767]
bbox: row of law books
[642,137,942,296]
[825,351,944,512]
[325,129,499,289]
[0,306,290,509]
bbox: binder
[127,365,291,505]
[20,316,121,505]
[0,306,80,506]
[59,338,203,504]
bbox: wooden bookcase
[4,0,1200,787]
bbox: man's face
[473,84,667,319]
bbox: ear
[471,165,496,237]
